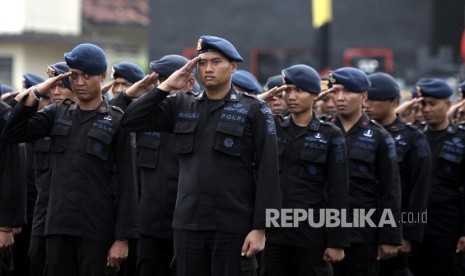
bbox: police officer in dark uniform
[264,64,349,275]
[110,54,194,276]
[134,55,191,276]
[100,61,145,276]
[327,67,402,276]
[2,43,139,276]
[263,75,287,116]
[364,73,432,276]
[27,62,76,276]
[409,79,465,276]
[0,100,26,276]
[121,35,281,276]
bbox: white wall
[0,0,81,35]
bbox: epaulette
[369,119,385,130]
[405,122,419,131]
[111,105,124,114]
[187,90,201,97]
[321,119,341,131]
[243,92,263,102]
[62,98,75,105]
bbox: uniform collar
[356,113,371,129]
[69,97,110,113]
[385,116,405,132]
[281,112,321,131]
[194,86,239,102]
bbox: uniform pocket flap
[137,132,161,149]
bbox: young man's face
[283,84,315,115]
[49,81,75,104]
[332,84,366,117]
[421,97,451,127]
[364,99,395,122]
[267,91,287,115]
[112,77,133,97]
[197,51,236,89]
[316,93,337,116]
[69,68,105,102]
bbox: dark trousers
[12,223,32,276]
[264,242,333,276]
[333,243,379,276]
[410,235,465,276]
[379,253,411,276]
[136,236,173,276]
[173,229,258,276]
[46,235,115,276]
[29,236,46,276]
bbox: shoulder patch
[321,120,342,132]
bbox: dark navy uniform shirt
[267,114,349,250]
[2,99,138,243]
[331,113,402,245]
[384,116,431,242]
[0,101,26,227]
[423,124,465,237]
[112,92,179,240]
[122,87,281,234]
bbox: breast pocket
[173,121,197,154]
[32,137,51,171]
[349,148,376,181]
[214,121,244,157]
[137,132,161,169]
[86,128,113,161]
[435,150,464,184]
[50,124,71,153]
[299,149,327,182]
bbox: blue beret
[23,73,45,89]
[416,78,453,99]
[0,84,14,94]
[197,35,243,62]
[367,73,400,100]
[64,43,107,75]
[232,70,263,94]
[282,64,321,94]
[329,67,371,93]
[150,55,188,78]
[264,75,285,90]
[47,62,72,91]
[112,62,145,84]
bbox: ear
[361,91,368,102]
[230,61,237,73]
[100,72,106,82]
[446,99,452,109]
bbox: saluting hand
[106,239,128,268]
[394,97,423,119]
[241,229,265,258]
[101,81,114,95]
[158,56,200,92]
[124,72,158,99]
[258,85,287,102]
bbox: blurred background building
[0,0,464,96]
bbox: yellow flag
[312,0,332,28]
